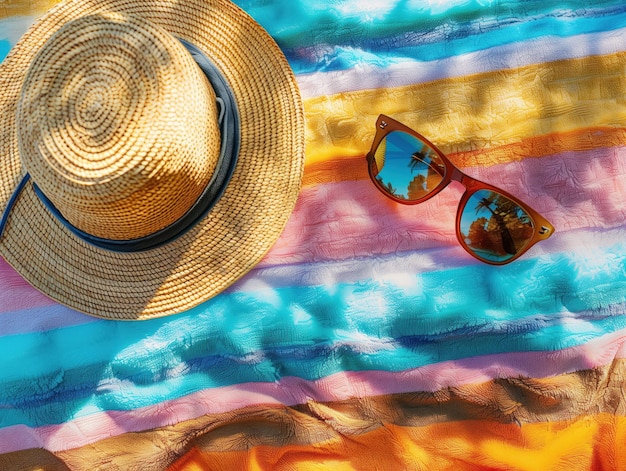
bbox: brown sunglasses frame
[366,114,554,265]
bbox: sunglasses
[366,114,554,265]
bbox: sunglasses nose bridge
[448,165,474,186]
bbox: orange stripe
[2,361,619,468]
[169,414,626,471]
[4,413,624,470]
[302,126,626,187]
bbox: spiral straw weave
[0,0,305,319]
[18,12,220,240]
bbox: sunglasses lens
[372,131,446,201]
[460,189,535,263]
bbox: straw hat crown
[17,12,220,240]
[0,0,305,319]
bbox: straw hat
[0,0,305,319]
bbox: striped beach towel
[1,0,626,469]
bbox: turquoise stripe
[281,9,626,73]
[1,316,626,427]
[3,244,626,383]
[1,247,626,427]
[0,40,10,62]
[233,0,626,48]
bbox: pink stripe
[1,329,625,454]
[0,260,95,330]
[0,259,56,312]
[261,146,626,266]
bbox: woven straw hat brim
[0,0,305,319]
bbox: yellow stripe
[303,52,626,166]
[0,0,60,19]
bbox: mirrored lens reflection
[460,189,535,263]
[372,131,446,201]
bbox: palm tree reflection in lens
[372,131,445,201]
[460,190,534,263]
